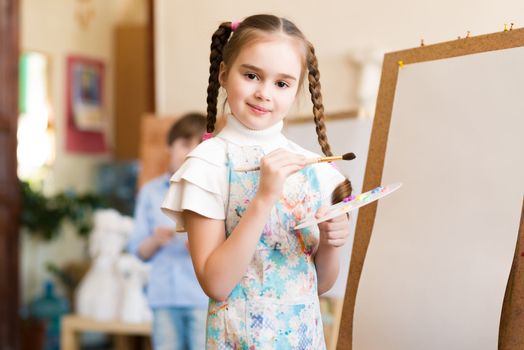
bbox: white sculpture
[348,48,384,118]
[116,253,152,323]
[75,209,147,322]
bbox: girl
[162,14,352,349]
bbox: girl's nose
[254,84,271,101]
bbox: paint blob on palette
[294,182,402,230]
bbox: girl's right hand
[256,148,306,203]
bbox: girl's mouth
[247,103,270,115]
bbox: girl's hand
[316,207,350,248]
[256,148,306,203]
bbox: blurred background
[1,0,524,349]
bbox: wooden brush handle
[236,155,343,172]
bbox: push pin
[398,60,405,69]
[510,23,514,30]
[504,23,509,32]
[466,31,471,38]
[420,39,425,47]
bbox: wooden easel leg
[499,199,524,349]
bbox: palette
[294,182,402,230]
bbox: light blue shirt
[128,174,208,309]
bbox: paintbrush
[235,152,356,172]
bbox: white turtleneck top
[161,115,345,229]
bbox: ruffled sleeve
[161,138,228,230]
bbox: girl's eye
[276,81,289,88]
[245,73,258,80]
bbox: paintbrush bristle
[342,152,356,160]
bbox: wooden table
[61,314,151,350]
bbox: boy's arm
[128,187,160,261]
[138,227,174,259]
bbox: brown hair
[206,14,352,203]
[166,112,206,146]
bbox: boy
[128,113,208,350]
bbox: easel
[499,200,524,349]
[337,27,524,349]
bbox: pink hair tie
[231,20,241,31]
[202,132,213,141]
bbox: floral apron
[206,142,327,350]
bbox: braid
[307,43,332,157]
[331,179,353,204]
[206,23,233,133]
[307,43,353,203]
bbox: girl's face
[220,37,303,130]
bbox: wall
[155,0,524,116]
[20,0,147,304]
[21,0,148,194]
[21,0,116,194]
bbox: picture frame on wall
[65,55,107,154]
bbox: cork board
[337,28,524,349]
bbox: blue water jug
[29,280,70,350]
